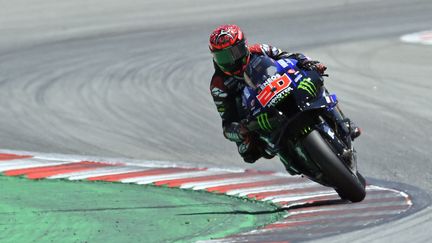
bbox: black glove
[238,133,266,163]
[298,60,327,75]
[223,122,249,142]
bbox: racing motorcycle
[241,55,366,202]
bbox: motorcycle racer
[209,24,360,163]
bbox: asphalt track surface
[0,0,431,242]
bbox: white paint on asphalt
[132,170,231,185]
[0,159,71,172]
[263,188,336,201]
[269,191,338,203]
[180,175,279,190]
[401,30,432,45]
[226,182,319,196]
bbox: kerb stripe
[156,171,269,187]
[206,178,300,193]
[87,167,201,182]
[0,153,32,161]
[25,162,113,179]
[248,186,328,200]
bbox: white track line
[278,208,411,224]
[132,170,232,185]
[263,188,336,201]
[180,175,280,190]
[401,30,432,45]
[272,191,339,203]
[284,200,410,217]
[0,159,72,172]
[226,182,319,196]
[120,170,219,184]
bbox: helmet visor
[212,40,249,72]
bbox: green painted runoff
[0,175,283,243]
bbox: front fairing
[242,56,340,139]
[243,56,326,114]
[244,55,292,91]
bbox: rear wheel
[301,130,366,202]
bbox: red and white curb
[0,150,413,242]
[401,30,432,45]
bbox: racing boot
[262,141,278,159]
[349,121,362,140]
[326,106,361,141]
[336,118,362,141]
[237,135,261,164]
[238,135,277,163]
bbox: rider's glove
[315,63,327,75]
[298,60,327,75]
[223,122,249,142]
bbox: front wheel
[301,130,366,202]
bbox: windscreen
[244,56,282,90]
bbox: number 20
[257,74,292,107]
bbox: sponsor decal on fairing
[257,73,293,107]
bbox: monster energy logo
[301,126,312,135]
[257,113,272,131]
[298,78,317,96]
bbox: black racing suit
[210,43,311,163]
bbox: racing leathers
[210,44,323,163]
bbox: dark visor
[212,40,248,66]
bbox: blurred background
[0,0,431,241]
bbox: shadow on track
[0,203,236,214]
[178,199,348,216]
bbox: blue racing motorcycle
[242,55,366,202]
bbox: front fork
[316,121,358,175]
[324,104,358,147]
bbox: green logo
[301,126,312,135]
[257,113,272,131]
[298,78,317,96]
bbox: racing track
[0,0,432,242]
